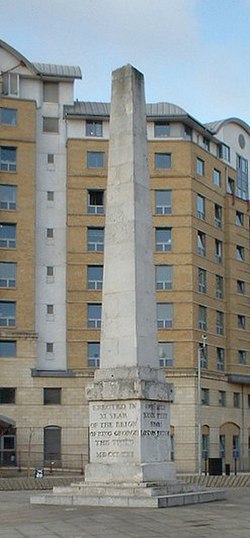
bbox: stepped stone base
[30,480,226,508]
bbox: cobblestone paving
[0,488,250,538]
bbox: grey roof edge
[227,374,250,385]
[64,101,186,117]
[205,117,250,136]
[0,39,38,75]
[0,39,82,80]
[33,62,82,79]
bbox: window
[203,137,210,151]
[43,117,59,133]
[217,348,225,371]
[248,394,250,409]
[0,185,16,210]
[86,121,103,137]
[43,82,59,103]
[219,434,225,458]
[87,228,104,252]
[236,154,248,200]
[154,122,170,137]
[233,435,240,459]
[202,433,209,460]
[216,275,223,299]
[227,177,235,194]
[87,266,103,290]
[46,304,54,316]
[46,343,54,353]
[219,390,226,407]
[219,143,230,162]
[0,302,16,327]
[155,190,172,214]
[0,108,17,125]
[87,151,104,168]
[238,314,246,330]
[198,305,207,331]
[46,266,54,278]
[0,262,16,287]
[213,169,221,186]
[154,153,171,169]
[201,388,209,405]
[87,303,102,328]
[87,190,104,214]
[43,388,61,405]
[214,204,222,228]
[47,153,54,164]
[0,224,16,248]
[158,342,173,367]
[198,268,207,293]
[44,426,61,463]
[155,228,172,251]
[157,303,173,329]
[215,239,222,263]
[236,210,244,226]
[0,387,15,404]
[236,245,245,261]
[197,231,206,256]
[2,73,19,96]
[197,194,205,220]
[237,280,245,294]
[233,392,240,408]
[199,342,208,369]
[0,147,16,172]
[196,158,204,176]
[156,265,173,290]
[216,311,224,335]
[184,126,192,139]
[47,191,54,202]
[46,228,54,239]
[238,350,247,365]
[0,341,16,357]
[87,342,100,367]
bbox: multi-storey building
[0,40,249,473]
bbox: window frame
[87,227,104,252]
[87,342,100,367]
[87,303,102,329]
[154,152,172,169]
[43,388,61,405]
[87,190,104,214]
[196,157,205,176]
[0,301,16,327]
[156,265,173,290]
[155,228,172,252]
[0,185,17,210]
[0,146,17,172]
[87,265,103,290]
[158,342,173,367]
[0,262,16,288]
[157,303,173,329]
[87,151,105,168]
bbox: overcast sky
[1,0,250,124]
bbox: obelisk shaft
[101,65,158,369]
[85,65,175,484]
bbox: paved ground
[0,488,250,538]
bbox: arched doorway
[220,422,240,470]
[0,415,16,465]
[43,425,61,466]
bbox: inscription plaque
[89,399,170,463]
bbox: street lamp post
[197,334,207,475]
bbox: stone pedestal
[85,367,175,483]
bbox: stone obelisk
[85,64,175,484]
